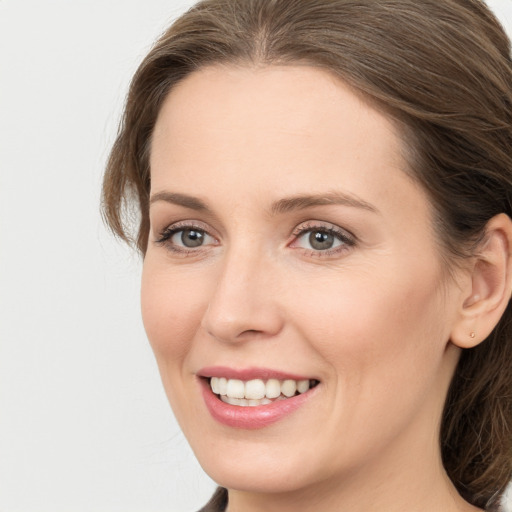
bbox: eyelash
[290,222,356,257]
[155,221,216,256]
[155,221,356,258]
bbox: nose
[201,249,284,344]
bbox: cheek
[140,260,208,363]
[292,263,448,385]
[285,265,452,463]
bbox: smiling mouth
[208,377,320,407]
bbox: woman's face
[142,65,464,496]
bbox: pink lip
[198,366,314,381]
[197,368,319,430]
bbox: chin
[200,454,318,494]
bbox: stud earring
[470,331,476,339]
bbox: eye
[172,228,210,248]
[155,222,218,253]
[302,230,340,251]
[291,223,355,255]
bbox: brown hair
[102,0,512,509]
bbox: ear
[450,213,512,349]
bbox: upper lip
[197,366,317,381]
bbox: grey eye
[159,223,217,252]
[308,231,336,250]
[293,226,350,253]
[178,229,206,248]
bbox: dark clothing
[198,487,228,512]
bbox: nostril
[238,329,263,337]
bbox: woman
[102,0,512,510]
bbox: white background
[0,1,511,511]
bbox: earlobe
[450,213,512,349]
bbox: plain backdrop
[1,1,511,511]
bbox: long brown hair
[102,1,512,508]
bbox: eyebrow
[270,192,379,215]
[150,191,210,211]
[149,190,379,215]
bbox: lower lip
[199,378,317,429]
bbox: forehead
[152,64,401,149]
[150,64,417,213]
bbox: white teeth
[265,379,281,399]
[210,377,316,405]
[211,377,220,394]
[221,396,273,406]
[245,379,266,400]
[218,377,227,395]
[221,396,242,406]
[297,379,310,393]
[226,379,245,399]
[281,379,297,397]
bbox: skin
[142,65,488,512]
